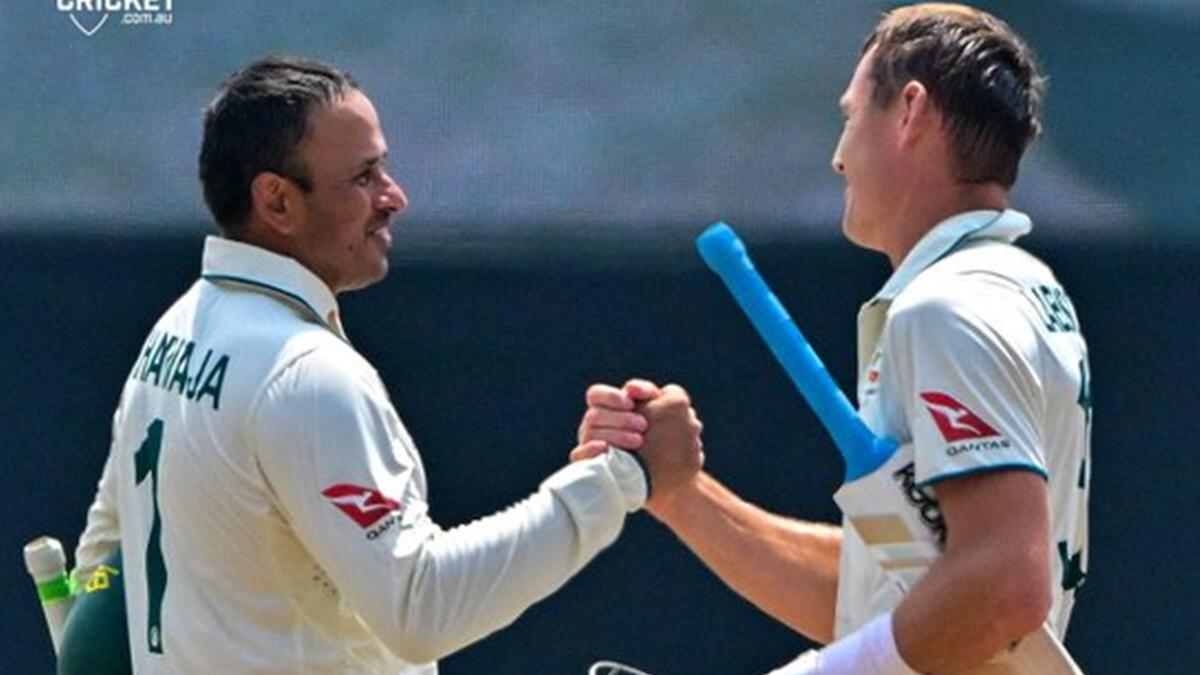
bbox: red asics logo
[322,484,402,528]
[919,392,1000,443]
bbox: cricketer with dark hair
[580,4,1090,674]
[70,56,704,673]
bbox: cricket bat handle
[24,536,75,654]
[696,222,894,482]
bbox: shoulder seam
[243,338,350,445]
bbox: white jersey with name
[834,210,1090,640]
[75,236,648,674]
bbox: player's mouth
[367,219,392,248]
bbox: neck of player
[881,181,1010,269]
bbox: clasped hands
[572,379,704,515]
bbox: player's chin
[368,257,390,284]
[343,258,390,292]
[841,208,863,245]
[841,199,876,247]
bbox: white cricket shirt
[834,210,1091,640]
[75,236,648,673]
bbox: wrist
[821,613,919,675]
[645,472,703,523]
[553,448,648,513]
[621,448,653,504]
[768,613,919,675]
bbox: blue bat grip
[696,222,896,482]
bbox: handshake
[572,379,705,516]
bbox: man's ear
[249,172,300,236]
[898,79,938,145]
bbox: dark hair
[198,56,359,234]
[863,4,1044,187]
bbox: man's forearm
[652,472,842,643]
[891,537,1052,673]
[892,471,1054,673]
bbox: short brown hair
[199,56,360,234]
[863,4,1044,187]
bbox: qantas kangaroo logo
[322,484,402,528]
[919,392,1000,443]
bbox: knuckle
[663,383,690,402]
[586,384,620,405]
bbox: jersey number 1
[135,419,168,654]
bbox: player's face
[291,90,408,294]
[831,48,905,251]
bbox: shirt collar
[870,209,1032,303]
[200,236,346,339]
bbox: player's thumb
[623,378,661,401]
[569,440,609,463]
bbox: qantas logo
[919,392,1000,442]
[322,484,402,529]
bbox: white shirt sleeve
[250,347,646,664]
[885,284,1046,487]
[74,410,124,578]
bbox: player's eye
[354,170,374,187]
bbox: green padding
[36,575,71,602]
[57,550,132,675]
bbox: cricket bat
[696,222,1082,675]
[24,536,76,654]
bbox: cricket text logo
[322,483,403,534]
[891,462,946,545]
[57,0,174,37]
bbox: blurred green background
[2,1,1195,240]
[2,1,1197,674]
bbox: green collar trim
[201,273,345,343]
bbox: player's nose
[831,147,846,175]
[831,134,847,175]
[378,172,408,214]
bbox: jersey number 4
[134,419,168,654]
